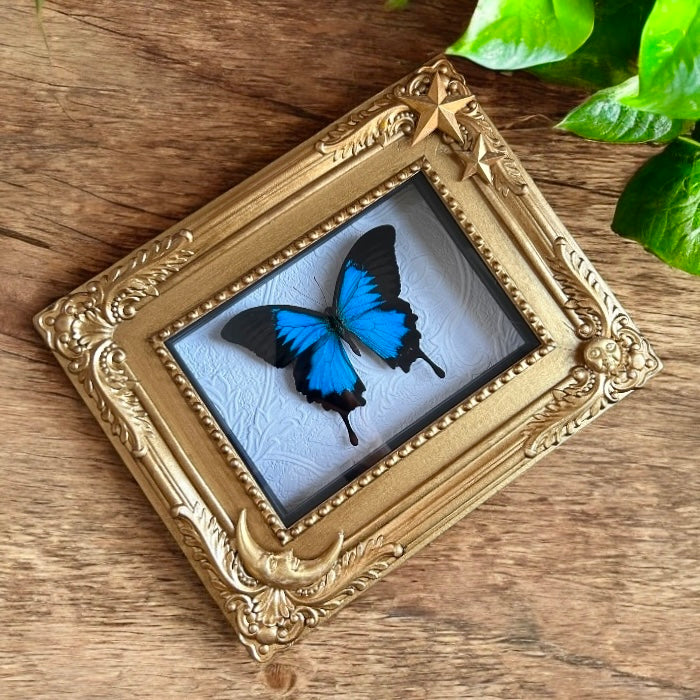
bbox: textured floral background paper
[170,180,532,519]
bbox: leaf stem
[692,122,700,143]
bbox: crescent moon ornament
[235,510,344,588]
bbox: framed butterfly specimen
[220,225,446,448]
[35,56,661,661]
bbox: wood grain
[1,1,698,697]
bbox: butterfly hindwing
[292,333,366,445]
[221,305,366,444]
[334,225,444,377]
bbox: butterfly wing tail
[416,349,445,378]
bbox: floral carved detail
[316,95,415,161]
[35,229,195,456]
[174,504,403,661]
[524,237,661,457]
[316,59,473,160]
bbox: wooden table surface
[2,1,699,698]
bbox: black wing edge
[380,296,422,371]
[292,345,367,446]
[220,305,325,368]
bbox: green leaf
[621,0,700,119]
[613,137,700,275]
[530,0,655,90]
[385,0,410,9]
[447,0,595,71]
[557,77,690,143]
[35,0,43,10]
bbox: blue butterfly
[221,225,444,446]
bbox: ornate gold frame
[35,57,661,661]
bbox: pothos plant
[429,0,700,277]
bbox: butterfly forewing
[221,305,328,367]
[334,226,427,373]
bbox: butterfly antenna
[292,286,319,306]
[313,276,328,306]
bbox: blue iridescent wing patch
[221,226,443,446]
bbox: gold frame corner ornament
[523,237,662,457]
[35,56,661,660]
[174,505,403,661]
[315,57,527,197]
[34,229,195,456]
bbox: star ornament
[402,73,471,146]
[458,134,506,184]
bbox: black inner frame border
[167,171,541,528]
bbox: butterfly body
[323,307,362,356]
[221,226,444,446]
